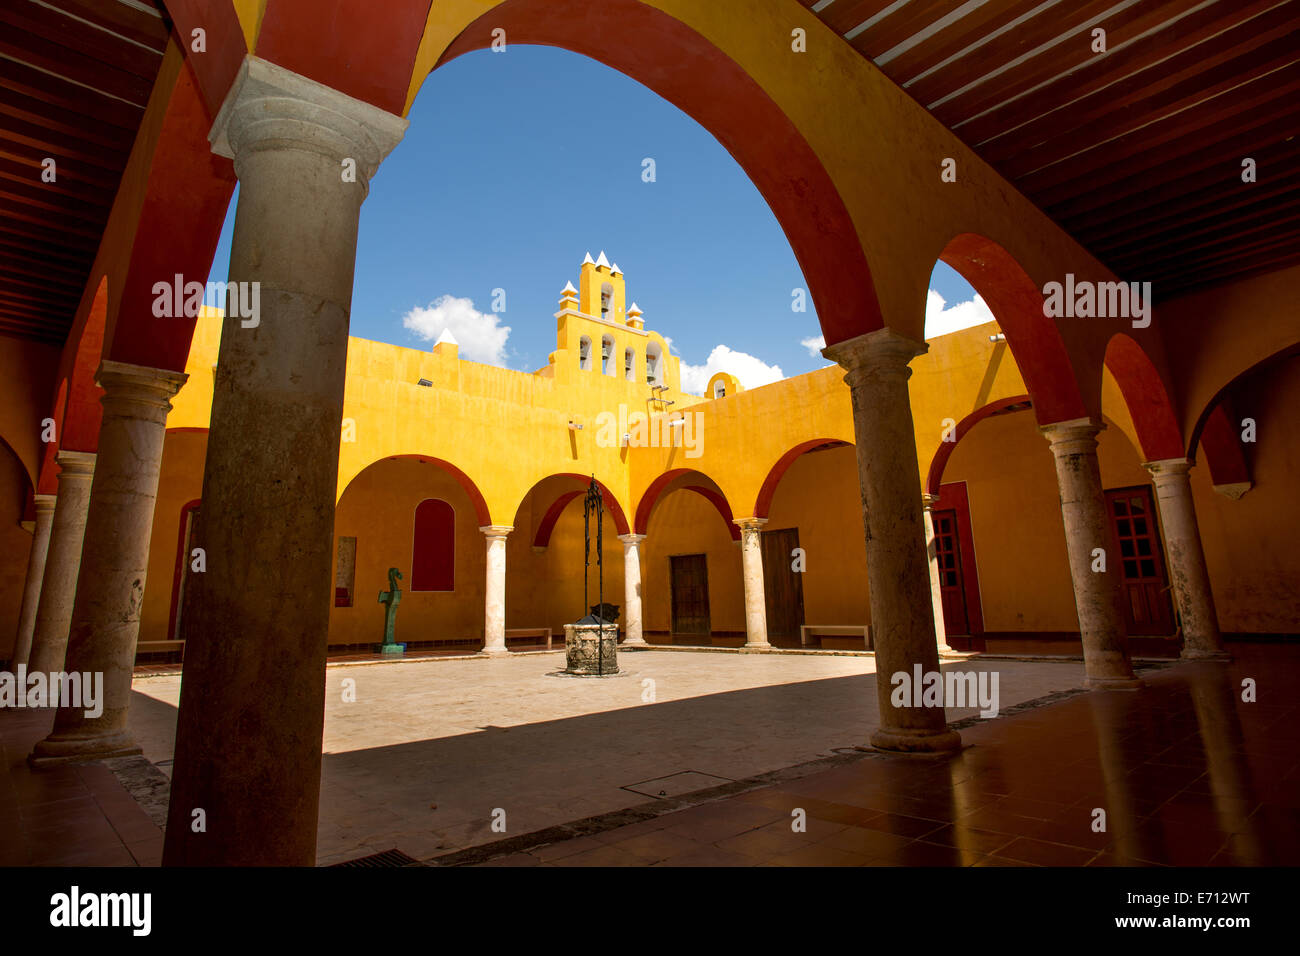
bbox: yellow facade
[76,258,1299,653]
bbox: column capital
[210,56,407,190]
[821,327,927,382]
[54,449,96,476]
[1142,457,1193,481]
[33,493,57,513]
[617,533,647,545]
[1040,416,1105,451]
[734,516,769,532]
[96,360,188,425]
[921,492,939,509]
[479,525,513,539]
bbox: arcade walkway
[450,644,1298,867]
[1,644,1294,867]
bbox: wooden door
[760,527,805,642]
[670,553,710,635]
[932,509,970,636]
[1105,486,1175,635]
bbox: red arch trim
[939,233,1087,424]
[925,396,1032,497]
[437,0,881,345]
[532,490,583,548]
[684,486,740,541]
[344,455,493,527]
[634,468,734,537]
[552,473,630,536]
[61,277,108,452]
[1196,402,1251,486]
[753,439,851,518]
[1103,333,1184,461]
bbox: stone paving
[124,648,1090,863]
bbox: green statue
[376,567,405,655]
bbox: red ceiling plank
[0,57,144,131]
[955,0,1285,145]
[0,25,155,104]
[0,2,165,79]
[817,1,898,38]
[981,25,1300,170]
[1046,130,1300,223]
[1028,97,1300,207]
[924,0,1188,121]
[848,0,956,59]
[1103,193,1300,261]
[998,52,1300,180]
[50,0,172,52]
[886,0,1045,85]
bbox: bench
[504,627,554,649]
[799,625,872,650]
[136,640,185,660]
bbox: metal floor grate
[331,848,419,868]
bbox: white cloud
[680,344,785,395]
[795,291,996,358]
[402,295,511,366]
[925,289,995,338]
[800,335,825,357]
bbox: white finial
[627,302,642,316]
[582,252,595,265]
[611,262,622,275]
[435,328,459,346]
[561,281,578,295]
[595,251,611,269]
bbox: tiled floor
[0,708,163,867]
[2,642,1296,867]
[464,645,1300,866]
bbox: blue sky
[207,46,988,393]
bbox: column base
[1083,676,1145,691]
[478,647,509,658]
[620,638,649,649]
[870,726,962,754]
[740,642,772,653]
[1181,648,1231,662]
[29,731,142,768]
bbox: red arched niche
[34,377,68,496]
[412,498,455,591]
[754,439,851,518]
[939,233,1088,425]
[925,396,1031,497]
[635,469,737,540]
[1104,333,1184,462]
[434,0,881,346]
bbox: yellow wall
[139,429,207,647]
[641,490,744,635]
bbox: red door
[933,509,970,636]
[1104,486,1175,635]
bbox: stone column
[618,533,647,646]
[922,494,954,655]
[27,451,95,675]
[1040,418,1141,688]
[162,56,406,867]
[1143,458,1227,660]
[31,362,187,765]
[11,493,56,668]
[480,526,512,655]
[735,517,771,650]
[823,329,959,753]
